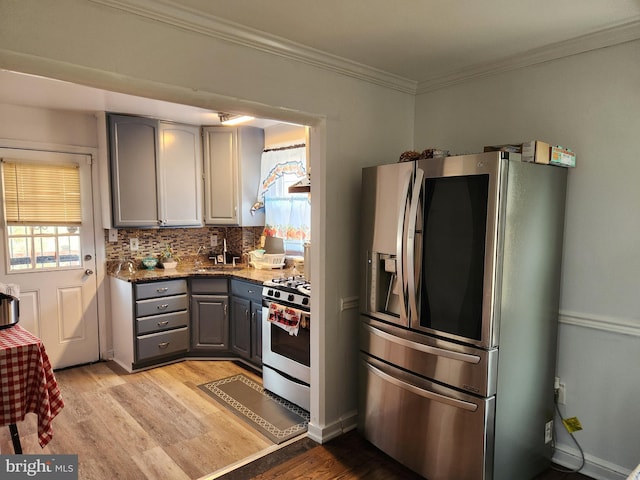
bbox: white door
[0,148,99,369]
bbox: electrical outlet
[545,420,553,444]
[557,382,566,405]
[130,238,139,251]
[108,228,118,242]
[210,234,218,247]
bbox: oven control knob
[302,297,309,305]
[288,294,294,302]
[267,289,274,296]
[275,291,280,298]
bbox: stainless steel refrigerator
[358,151,567,480]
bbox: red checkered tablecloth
[0,325,64,448]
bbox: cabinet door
[191,294,229,351]
[109,114,160,227]
[203,127,238,225]
[230,296,251,359]
[158,122,203,226]
[237,126,265,227]
[251,302,263,365]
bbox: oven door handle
[363,322,481,364]
[262,300,311,326]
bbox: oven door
[262,304,310,384]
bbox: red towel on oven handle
[268,302,301,336]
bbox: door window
[2,160,82,272]
[6,225,81,271]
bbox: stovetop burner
[263,275,310,310]
[265,275,309,292]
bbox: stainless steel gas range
[262,275,310,411]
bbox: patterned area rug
[199,374,309,444]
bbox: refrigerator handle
[406,167,424,325]
[363,322,481,364]
[364,360,479,412]
[395,169,413,322]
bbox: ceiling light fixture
[218,113,255,126]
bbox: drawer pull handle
[157,304,169,310]
[156,287,169,293]
[158,342,170,349]
[157,321,169,326]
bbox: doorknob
[85,269,94,276]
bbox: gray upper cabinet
[108,113,203,228]
[202,126,264,226]
[157,122,203,227]
[109,114,159,227]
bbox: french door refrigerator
[359,151,567,480]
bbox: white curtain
[255,145,310,254]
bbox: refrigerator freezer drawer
[361,316,498,397]
[358,353,495,480]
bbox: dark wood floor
[216,429,594,480]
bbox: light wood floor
[0,360,277,480]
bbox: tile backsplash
[105,226,264,267]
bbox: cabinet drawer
[136,279,187,300]
[137,310,188,335]
[136,294,188,317]
[231,280,262,302]
[191,278,228,294]
[137,327,189,361]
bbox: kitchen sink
[193,265,243,272]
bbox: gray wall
[415,39,640,479]
[0,0,414,443]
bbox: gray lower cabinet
[111,275,262,372]
[134,279,189,367]
[230,279,263,366]
[190,278,229,353]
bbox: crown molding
[88,0,418,94]
[88,1,640,97]
[416,18,640,94]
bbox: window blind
[2,160,81,225]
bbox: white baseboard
[307,410,358,444]
[553,445,632,480]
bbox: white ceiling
[172,0,640,82]
[2,0,640,124]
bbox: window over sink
[257,144,310,256]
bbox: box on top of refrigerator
[550,146,576,167]
[521,140,551,164]
[522,140,576,167]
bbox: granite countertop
[109,263,295,285]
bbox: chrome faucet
[194,245,205,270]
[223,238,227,265]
